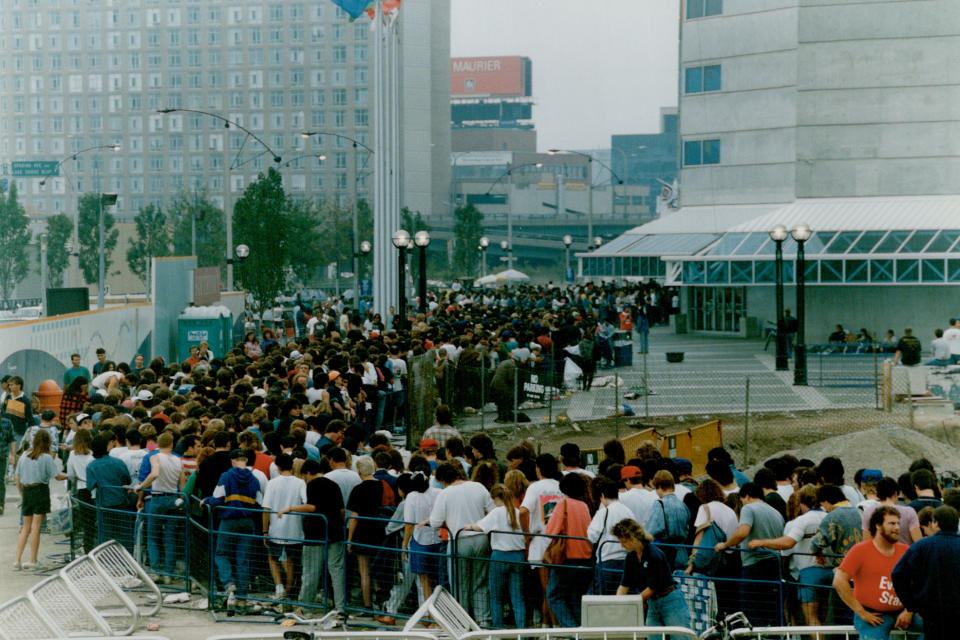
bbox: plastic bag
[564,357,583,387]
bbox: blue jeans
[637,331,649,353]
[215,518,254,596]
[925,359,949,366]
[146,495,178,575]
[488,550,526,628]
[645,588,690,640]
[547,560,592,628]
[854,609,923,640]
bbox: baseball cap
[229,448,248,460]
[75,413,91,424]
[860,469,883,483]
[289,350,302,360]
[136,389,153,402]
[620,465,642,481]
[41,409,57,421]
[327,370,340,382]
[674,458,693,475]
[420,438,439,451]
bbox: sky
[450,0,680,152]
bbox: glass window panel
[948,260,960,282]
[754,260,775,283]
[875,230,911,253]
[703,65,721,91]
[684,261,705,284]
[705,0,723,15]
[901,230,937,253]
[706,233,747,255]
[896,259,919,282]
[922,259,945,282]
[702,139,720,164]
[824,231,862,254]
[734,233,767,255]
[845,259,868,282]
[802,260,818,282]
[683,140,701,166]
[755,237,776,255]
[684,67,702,94]
[730,261,752,283]
[848,230,886,253]
[784,261,795,283]
[802,231,835,254]
[871,259,894,282]
[707,261,729,284]
[924,230,960,253]
[819,260,841,282]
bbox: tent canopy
[474,268,531,287]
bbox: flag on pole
[330,0,401,20]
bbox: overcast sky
[450,0,680,152]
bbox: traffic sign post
[11,161,59,177]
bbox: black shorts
[266,542,303,563]
[22,484,51,517]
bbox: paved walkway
[453,327,881,431]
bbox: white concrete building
[583,0,960,340]
[0,0,450,226]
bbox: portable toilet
[177,305,232,363]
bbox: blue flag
[330,0,372,19]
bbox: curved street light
[791,223,812,386]
[158,108,282,292]
[769,224,790,371]
[478,235,490,279]
[548,148,626,244]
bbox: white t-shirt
[476,505,526,551]
[587,500,633,562]
[262,474,307,543]
[782,508,827,577]
[91,371,123,393]
[305,387,328,405]
[251,468,269,495]
[67,452,93,490]
[387,357,407,391]
[777,484,794,501]
[943,326,960,355]
[109,446,128,459]
[620,487,658,525]
[428,481,494,540]
[520,478,562,562]
[405,488,442,546]
[693,500,740,539]
[326,467,362,507]
[121,449,149,478]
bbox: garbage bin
[612,331,633,367]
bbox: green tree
[77,193,119,285]
[167,189,226,268]
[44,214,73,288]
[0,182,31,301]
[126,203,172,286]
[285,199,325,285]
[310,198,374,284]
[452,202,483,278]
[233,168,308,316]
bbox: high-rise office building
[0,0,450,226]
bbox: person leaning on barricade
[613,518,691,639]
[85,433,135,551]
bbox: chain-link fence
[408,338,934,468]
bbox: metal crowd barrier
[729,626,922,639]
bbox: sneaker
[22,562,40,570]
[12,562,21,571]
[274,584,285,600]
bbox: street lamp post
[769,224,789,371]
[356,240,372,307]
[39,233,48,316]
[478,236,489,279]
[392,230,410,330]
[499,239,510,269]
[563,234,573,282]
[484,162,543,272]
[158,109,282,291]
[39,144,120,287]
[791,223,812,386]
[98,193,118,309]
[549,149,624,244]
[301,132,373,310]
[415,230,431,314]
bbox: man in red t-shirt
[833,505,922,640]
[618,307,633,332]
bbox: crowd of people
[0,288,957,639]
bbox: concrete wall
[746,284,960,349]
[0,304,152,395]
[151,256,198,364]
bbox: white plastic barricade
[402,585,482,638]
[89,540,162,617]
[0,595,62,640]
[27,574,113,636]
[459,628,699,640]
[61,555,141,635]
[729,627,921,639]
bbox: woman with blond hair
[465,483,528,628]
[14,430,67,569]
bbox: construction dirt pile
[756,424,960,479]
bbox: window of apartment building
[332,23,345,42]
[686,0,722,19]
[249,27,262,44]
[270,27,283,43]
[311,90,325,107]
[354,45,368,62]
[332,89,347,106]
[269,4,283,21]
[683,139,721,166]
[685,65,721,93]
[291,25,304,43]
[354,109,368,127]
[333,110,345,128]
[312,26,325,43]
[270,90,284,107]
[354,67,368,86]
[332,46,347,63]
[291,90,304,107]
[354,21,368,41]
[354,88,368,106]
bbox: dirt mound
[758,424,960,479]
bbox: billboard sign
[451,56,529,98]
[12,161,58,177]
